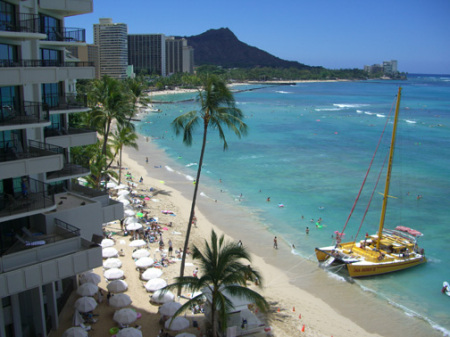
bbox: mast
[376,87,402,250]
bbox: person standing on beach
[168,239,173,257]
[273,236,278,249]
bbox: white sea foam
[165,166,174,172]
[376,114,386,118]
[333,103,369,109]
[356,110,363,113]
[185,162,197,167]
[315,108,342,112]
[404,119,417,124]
[275,91,291,94]
[185,175,195,181]
[364,111,374,115]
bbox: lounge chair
[15,234,45,246]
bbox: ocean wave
[185,162,197,167]
[333,103,370,109]
[185,175,195,181]
[376,114,386,118]
[404,119,417,124]
[315,108,342,112]
[356,110,363,113]
[275,91,291,94]
[364,111,375,115]
[165,166,174,172]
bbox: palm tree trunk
[178,124,208,295]
[118,146,123,184]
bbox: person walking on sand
[273,236,278,249]
[168,239,173,257]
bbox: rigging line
[354,152,389,242]
[340,97,396,235]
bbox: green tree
[124,77,150,122]
[172,76,248,290]
[109,124,139,184]
[164,230,269,336]
[87,76,131,156]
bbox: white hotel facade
[0,1,123,336]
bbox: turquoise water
[138,75,450,335]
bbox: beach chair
[15,234,45,246]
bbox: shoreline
[122,132,442,337]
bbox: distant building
[128,34,167,77]
[93,18,128,79]
[165,37,194,75]
[364,60,398,75]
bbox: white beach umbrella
[113,308,138,325]
[129,239,146,247]
[132,249,150,259]
[124,209,136,217]
[151,289,175,304]
[144,278,167,292]
[109,293,132,308]
[159,301,182,317]
[106,181,118,189]
[125,216,139,225]
[117,189,130,196]
[141,268,163,281]
[76,282,98,297]
[114,183,128,190]
[72,309,84,326]
[103,258,122,269]
[104,268,124,280]
[107,280,128,293]
[80,272,101,285]
[165,316,189,331]
[117,327,143,337]
[101,238,115,248]
[126,222,143,231]
[74,296,97,313]
[102,247,118,258]
[118,199,130,206]
[135,256,154,269]
[62,327,89,337]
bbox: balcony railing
[46,151,90,180]
[0,59,94,67]
[0,100,49,127]
[54,218,81,238]
[44,27,86,43]
[0,177,55,220]
[44,93,88,111]
[0,139,63,163]
[0,13,40,33]
[44,126,95,138]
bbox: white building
[0,1,123,336]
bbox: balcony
[45,126,97,148]
[0,177,56,222]
[41,27,86,45]
[46,152,90,182]
[0,101,50,131]
[0,140,64,180]
[46,93,89,113]
[0,219,101,297]
[0,59,95,85]
[0,13,45,41]
[38,0,93,17]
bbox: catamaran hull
[315,247,427,277]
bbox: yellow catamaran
[315,88,427,277]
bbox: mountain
[182,28,318,70]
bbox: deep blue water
[138,75,450,334]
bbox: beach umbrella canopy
[117,327,142,337]
[118,199,130,206]
[144,278,167,292]
[110,293,132,308]
[106,181,118,189]
[165,316,189,331]
[126,222,143,231]
[129,239,146,247]
[117,190,130,196]
[113,308,138,325]
[102,247,118,258]
[104,268,124,280]
[151,289,175,304]
[114,184,128,190]
[103,258,122,269]
[62,327,88,337]
[72,309,84,326]
[80,272,101,285]
[125,216,139,224]
[107,280,128,293]
[135,257,154,268]
[101,238,115,248]
[159,301,182,317]
[124,209,135,216]
[76,282,98,297]
[74,296,97,313]
[141,268,163,281]
[132,249,150,259]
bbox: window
[0,1,16,31]
[40,14,61,41]
[41,48,61,66]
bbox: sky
[66,0,450,74]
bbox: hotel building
[93,18,128,79]
[0,1,123,336]
[128,34,166,77]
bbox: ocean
[137,75,450,336]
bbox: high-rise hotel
[0,1,123,336]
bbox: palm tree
[164,230,269,336]
[124,77,150,123]
[88,76,131,156]
[172,76,248,288]
[110,124,138,184]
